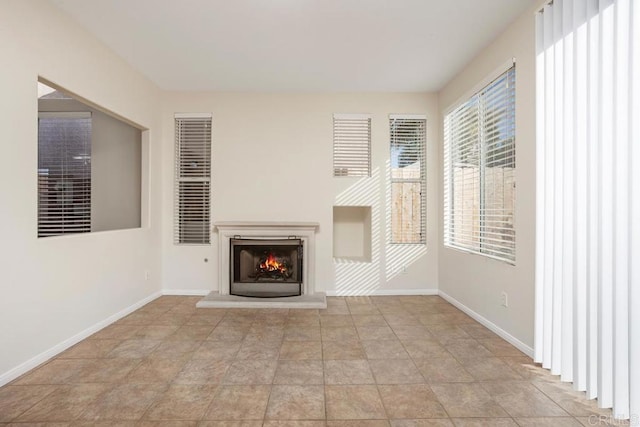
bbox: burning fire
[259,253,288,274]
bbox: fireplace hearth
[230,238,303,298]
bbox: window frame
[443,62,516,264]
[174,113,213,245]
[389,114,427,245]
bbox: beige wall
[160,92,440,294]
[0,0,162,382]
[38,98,142,232]
[438,4,538,349]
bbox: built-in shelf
[333,206,372,262]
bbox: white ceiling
[50,0,534,92]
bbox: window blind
[175,114,212,244]
[333,114,371,177]
[390,115,426,244]
[444,65,516,263]
[38,112,92,237]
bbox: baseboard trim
[325,288,439,297]
[438,290,534,358]
[162,289,210,296]
[0,291,162,387]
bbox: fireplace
[230,238,303,298]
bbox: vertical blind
[389,115,426,244]
[333,114,371,177]
[38,112,92,237]
[175,114,212,244]
[443,65,516,263]
[535,0,639,420]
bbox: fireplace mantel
[197,221,325,308]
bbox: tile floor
[0,295,622,426]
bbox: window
[390,115,426,244]
[38,112,92,237]
[444,65,516,263]
[37,81,142,238]
[333,114,371,177]
[175,114,212,244]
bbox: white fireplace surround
[197,221,325,308]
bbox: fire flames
[259,253,288,274]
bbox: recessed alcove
[333,206,372,262]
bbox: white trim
[326,288,438,296]
[438,290,534,358]
[389,114,427,120]
[333,113,372,120]
[0,291,162,387]
[162,289,210,296]
[174,112,212,119]
[443,58,516,115]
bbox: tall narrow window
[38,112,92,237]
[333,114,371,177]
[444,65,516,263]
[390,115,426,244]
[175,114,212,244]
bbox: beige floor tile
[325,385,386,420]
[369,359,424,384]
[14,360,90,385]
[145,384,217,420]
[457,358,523,381]
[107,339,162,358]
[148,340,201,359]
[322,340,366,360]
[514,417,583,426]
[456,323,498,339]
[320,314,354,327]
[356,326,397,340]
[274,360,324,385]
[425,325,471,344]
[132,325,180,340]
[284,326,322,341]
[481,381,568,417]
[498,357,555,381]
[389,420,454,427]
[139,421,198,426]
[478,338,526,357]
[57,339,121,359]
[91,324,140,340]
[0,385,57,422]
[78,383,165,421]
[323,360,374,385]
[347,304,381,315]
[203,385,270,420]
[208,324,249,341]
[265,421,326,427]
[575,416,630,426]
[237,340,282,360]
[443,339,493,359]
[173,359,231,384]
[532,381,613,417]
[361,340,410,360]
[383,314,422,327]
[352,315,388,327]
[413,358,474,383]
[193,341,242,359]
[167,325,215,341]
[200,421,263,427]
[450,419,517,426]
[390,325,432,340]
[126,358,189,383]
[378,384,447,418]
[430,383,508,418]
[329,421,390,427]
[280,341,323,360]
[223,360,277,384]
[265,385,325,420]
[402,340,450,359]
[73,358,142,383]
[321,327,359,341]
[245,326,285,342]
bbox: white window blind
[444,65,516,263]
[38,112,92,237]
[175,114,212,245]
[390,115,426,244]
[333,114,371,177]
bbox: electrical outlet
[144,270,150,281]
[500,292,508,307]
[401,265,408,275]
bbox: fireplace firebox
[230,238,303,297]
